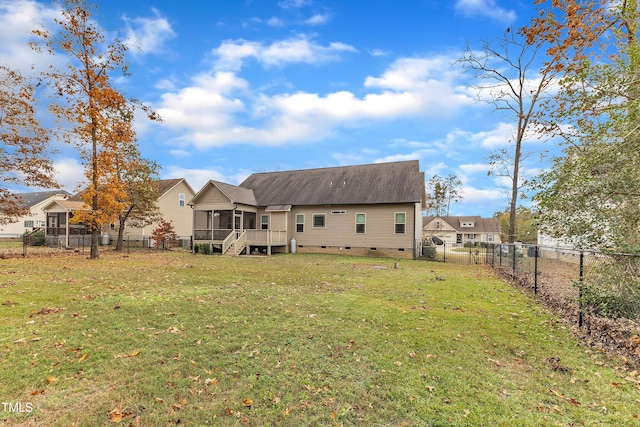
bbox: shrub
[580,255,640,319]
[152,219,178,249]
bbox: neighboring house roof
[424,216,501,234]
[67,178,194,203]
[158,178,195,198]
[13,190,70,208]
[42,199,89,212]
[240,160,424,207]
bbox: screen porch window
[395,212,406,234]
[261,215,269,230]
[296,214,304,233]
[355,213,366,234]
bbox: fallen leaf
[79,353,88,362]
[129,351,140,358]
[31,390,45,395]
[31,337,42,342]
[47,376,57,384]
[205,378,218,386]
[13,338,26,344]
[395,361,403,367]
[243,398,253,408]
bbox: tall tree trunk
[115,217,126,251]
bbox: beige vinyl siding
[112,180,196,239]
[289,203,415,250]
[195,185,235,209]
[156,181,195,237]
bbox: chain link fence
[421,242,640,365]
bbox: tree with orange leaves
[0,65,58,224]
[526,0,640,251]
[31,0,158,258]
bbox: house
[105,178,195,246]
[423,216,501,246]
[189,160,425,258]
[42,178,195,248]
[0,191,70,238]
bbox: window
[488,233,494,242]
[296,214,304,233]
[179,193,185,207]
[355,213,366,234]
[24,220,34,228]
[395,212,406,234]
[261,215,269,230]
[313,214,326,228]
[331,210,346,215]
[436,221,441,229]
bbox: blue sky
[1,0,546,217]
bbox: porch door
[456,233,462,244]
[234,214,242,230]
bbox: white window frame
[312,213,326,228]
[24,220,34,228]
[179,193,185,207]
[394,212,406,234]
[261,214,269,230]
[355,213,366,234]
[296,214,304,233]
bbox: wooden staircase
[222,231,247,256]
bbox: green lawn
[1,251,638,426]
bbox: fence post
[443,243,446,263]
[578,251,584,328]
[22,233,27,257]
[512,244,517,275]
[534,245,539,295]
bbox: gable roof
[424,216,501,234]
[13,190,70,208]
[158,178,195,198]
[42,199,89,212]
[189,180,257,206]
[240,160,424,207]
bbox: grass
[1,251,639,426]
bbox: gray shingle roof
[240,160,424,207]
[210,180,257,206]
[14,190,70,208]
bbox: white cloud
[123,8,176,56]
[213,35,356,71]
[53,157,85,192]
[454,0,516,24]
[154,54,474,148]
[278,0,311,9]
[266,16,285,27]
[164,166,226,193]
[459,163,489,175]
[304,13,331,26]
[0,0,62,74]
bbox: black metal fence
[424,242,640,365]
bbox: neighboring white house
[0,191,69,238]
[423,216,502,246]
